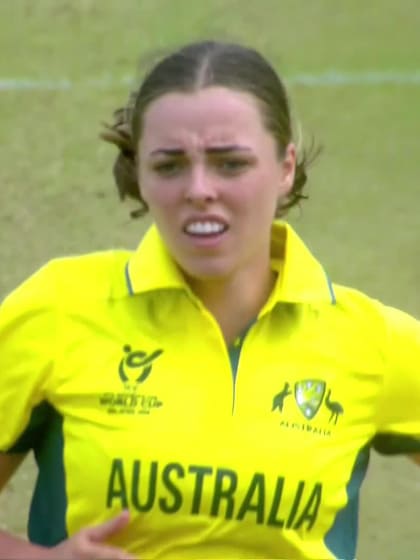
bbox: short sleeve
[0,266,56,453]
[373,305,420,454]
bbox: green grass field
[0,1,419,558]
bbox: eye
[216,158,250,175]
[152,160,185,177]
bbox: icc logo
[118,345,163,390]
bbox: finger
[85,542,135,560]
[88,510,131,542]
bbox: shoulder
[333,282,419,322]
[332,283,386,316]
[329,282,420,346]
[1,249,134,313]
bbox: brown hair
[101,40,320,218]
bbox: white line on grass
[1,71,420,91]
[290,71,420,86]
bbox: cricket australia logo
[272,379,344,436]
[294,379,326,420]
[99,345,164,415]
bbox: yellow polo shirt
[0,221,419,560]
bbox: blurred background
[0,1,419,558]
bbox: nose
[184,165,217,205]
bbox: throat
[188,269,278,345]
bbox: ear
[278,143,296,197]
[135,152,147,203]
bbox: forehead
[140,87,268,148]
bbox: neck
[187,263,277,345]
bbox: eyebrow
[149,145,253,157]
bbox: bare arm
[0,453,134,559]
[408,453,420,466]
[0,452,27,492]
[0,524,135,560]
[0,531,54,560]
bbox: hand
[46,510,135,559]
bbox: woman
[0,40,419,560]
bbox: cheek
[141,176,181,211]
[234,168,281,209]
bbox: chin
[185,268,232,283]
[180,259,234,283]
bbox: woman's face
[138,86,295,282]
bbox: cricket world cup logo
[118,345,163,390]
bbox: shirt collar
[125,221,335,306]
[261,221,336,312]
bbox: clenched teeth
[185,221,227,235]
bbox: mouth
[182,218,230,249]
[183,219,229,237]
